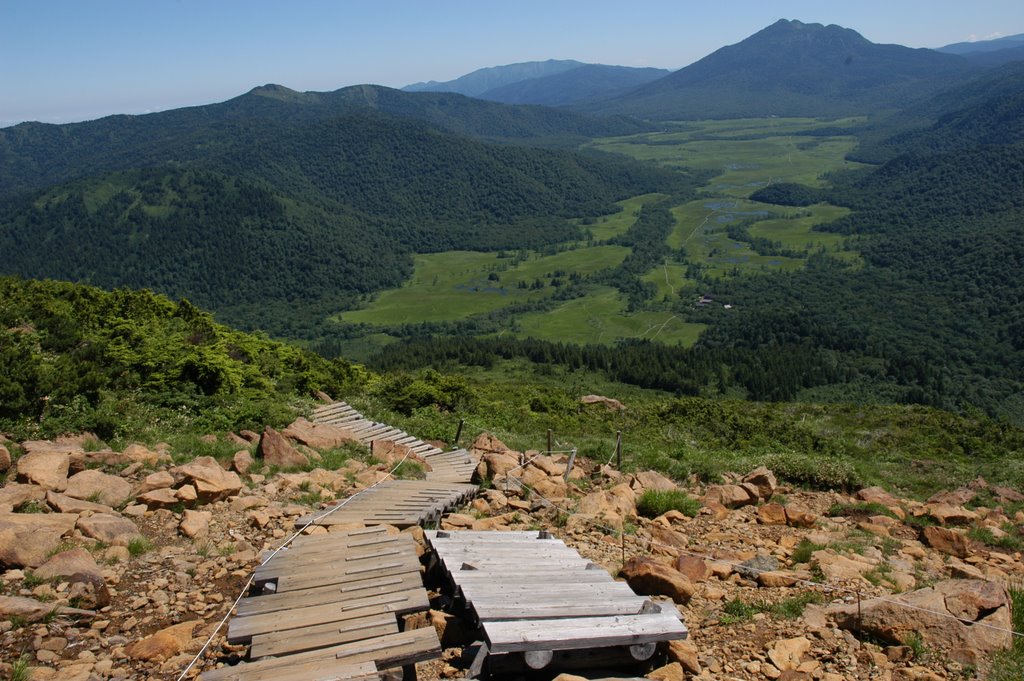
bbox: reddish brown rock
[829,580,1012,657]
[0,527,65,568]
[137,487,180,510]
[232,450,254,475]
[673,555,709,582]
[45,491,114,514]
[666,639,701,675]
[758,502,788,525]
[137,470,175,494]
[576,483,636,523]
[64,469,132,507]
[579,394,625,411]
[743,466,778,500]
[785,507,817,528]
[923,503,979,526]
[926,488,976,506]
[0,444,10,472]
[922,525,969,558]
[0,595,94,622]
[179,509,212,538]
[704,484,756,509]
[257,426,309,469]
[32,548,103,582]
[282,417,361,449]
[125,620,198,662]
[768,636,811,672]
[121,443,170,466]
[76,513,143,546]
[633,470,677,492]
[621,556,695,604]
[176,458,243,502]
[16,448,69,491]
[0,483,45,509]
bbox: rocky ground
[0,420,1022,681]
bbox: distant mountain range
[937,33,1024,68]
[938,32,1024,55]
[577,19,978,120]
[403,59,670,107]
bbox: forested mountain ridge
[579,19,977,120]
[402,59,669,106]
[404,60,587,96]
[472,64,670,106]
[0,101,689,336]
[0,83,651,197]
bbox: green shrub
[791,538,826,564]
[826,502,899,519]
[636,489,700,519]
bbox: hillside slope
[0,111,683,334]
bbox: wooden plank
[228,588,428,643]
[484,613,688,654]
[237,573,424,617]
[474,600,654,621]
[201,660,377,681]
[449,571,614,584]
[275,558,421,593]
[202,628,441,681]
[249,612,399,658]
[255,543,413,578]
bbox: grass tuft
[636,489,700,518]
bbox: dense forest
[369,63,1024,424]
[0,276,365,439]
[0,106,690,333]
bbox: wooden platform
[311,401,479,484]
[201,526,440,681]
[426,530,688,672]
[293,479,479,529]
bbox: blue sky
[2,0,1022,126]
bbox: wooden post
[369,440,375,460]
[615,431,622,468]
[546,429,552,455]
[454,418,465,446]
[563,448,577,482]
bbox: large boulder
[621,556,695,604]
[0,527,65,568]
[45,491,114,514]
[125,620,198,662]
[829,580,1012,658]
[137,470,175,494]
[742,466,777,500]
[703,484,756,509]
[76,513,143,546]
[282,417,361,449]
[64,469,132,507]
[0,595,94,622]
[0,444,10,472]
[179,509,212,539]
[480,451,521,478]
[0,483,45,510]
[121,443,170,466]
[16,448,69,491]
[137,487,180,510]
[257,426,309,469]
[176,458,242,502]
[922,525,969,558]
[579,394,625,411]
[575,483,636,524]
[633,470,677,492]
[32,548,104,582]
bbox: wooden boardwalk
[201,526,440,681]
[426,530,688,672]
[311,401,478,485]
[293,479,478,529]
